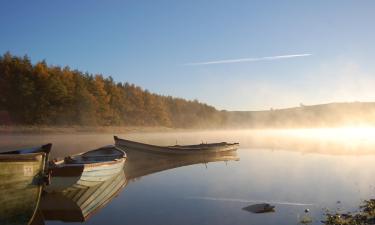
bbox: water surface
[1,129,375,225]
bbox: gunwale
[47,146,126,191]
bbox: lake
[1,128,375,225]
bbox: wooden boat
[46,145,126,192]
[40,170,127,222]
[114,136,239,155]
[0,144,51,225]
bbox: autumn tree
[0,52,224,127]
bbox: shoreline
[0,126,177,134]
[1,125,374,134]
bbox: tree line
[0,52,224,127]
[2,52,375,128]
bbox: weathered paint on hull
[0,153,46,225]
[74,160,125,188]
[46,158,125,192]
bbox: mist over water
[126,128,375,155]
[2,127,375,157]
[1,128,375,224]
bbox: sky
[1,0,375,111]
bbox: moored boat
[0,144,51,225]
[46,145,126,192]
[114,136,239,155]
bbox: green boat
[0,144,51,225]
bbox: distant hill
[223,102,375,128]
[1,52,374,128]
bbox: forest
[2,52,375,128]
[0,52,223,127]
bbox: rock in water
[242,203,275,213]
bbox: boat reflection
[123,148,239,180]
[40,170,127,222]
[1,146,239,224]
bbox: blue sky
[1,0,375,110]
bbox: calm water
[1,129,375,225]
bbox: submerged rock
[242,203,275,213]
[299,215,313,224]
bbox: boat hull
[114,136,239,155]
[46,158,126,192]
[0,152,47,225]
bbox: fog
[2,128,375,225]
[2,127,375,157]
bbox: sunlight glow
[276,127,375,142]
[235,127,375,154]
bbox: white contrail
[184,53,312,66]
[185,196,314,206]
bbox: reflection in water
[41,170,127,222]
[184,196,313,206]
[31,149,238,224]
[2,130,375,224]
[124,149,239,180]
